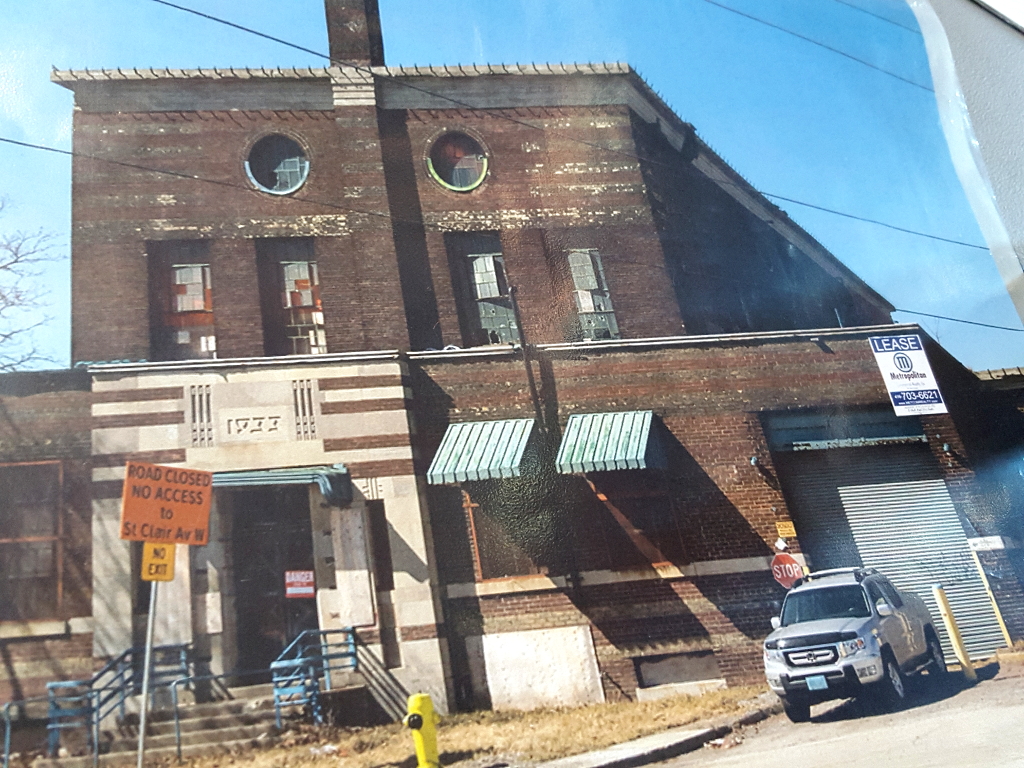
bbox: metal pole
[136,581,158,768]
[932,584,977,682]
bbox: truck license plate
[806,675,828,691]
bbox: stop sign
[771,552,803,589]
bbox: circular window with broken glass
[245,134,310,195]
[427,132,488,192]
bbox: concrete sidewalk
[537,699,782,768]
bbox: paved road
[665,667,1024,768]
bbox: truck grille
[785,646,838,667]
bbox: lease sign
[120,461,213,545]
[869,335,947,416]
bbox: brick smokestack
[325,0,385,66]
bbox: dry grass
[177,686,767,768]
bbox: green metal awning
[427,419,536,485]
[212,463,352,507]
[555,411,666,474]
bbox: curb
[537,700,782,768]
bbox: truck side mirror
[876,601,893,617]
[771,616,782,630]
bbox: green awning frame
[212,463,353,507]
[427,419,536,485]
[555,411,666,474]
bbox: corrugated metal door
[776,445,1005,660]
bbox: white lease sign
[869,335,948,416]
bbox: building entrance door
[231,485,319,672]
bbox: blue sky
[1,0,1022,370]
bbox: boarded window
[0,463,63,621]
[148,241,217,361]
[567,250,619,340]
[257,238,328,356]
[445,232,521,346]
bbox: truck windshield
[781,585,870,626]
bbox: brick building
[2,0,1021,714]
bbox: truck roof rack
[794,567,879,588]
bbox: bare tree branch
[0,198,64,372]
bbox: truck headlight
[839,637,867,657]
[763,648,784,663]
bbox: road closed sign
[120,461,213,545]
[771,552,804,590]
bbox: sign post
[119,462,212,768]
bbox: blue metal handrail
[270,628,357,728]
[3,696,49,768]
[43,643,188,762]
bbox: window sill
[445,555,804,598]
[0,620,69,639]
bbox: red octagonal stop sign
[771,552,803,589]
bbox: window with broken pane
[148,240,217,361]
[0,463,63,621]
[445,232,521,346]
[568,249,619,340]
[257,238,328,356]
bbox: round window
[245,134,309,195]
[427,132,488,192]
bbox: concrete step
[117,709,280,738]
[36,735,275,768]
[108,722,272,753]
[144,696,273,723]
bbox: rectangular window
[568,249,619,340]
[257,238,328,356]
[0,463,63,622]
[148,240,217,361]
[445,232,521,346]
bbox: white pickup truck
[763,567,947,722]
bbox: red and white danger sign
[284,570,315,598]
[771,553,803,589]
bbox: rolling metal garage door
[776,445,1006,660]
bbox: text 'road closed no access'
[120,461,213,544]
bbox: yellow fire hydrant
[402,693,440,768]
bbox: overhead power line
[828,0,922,34]
[697,0,932,92]
[1,134,1006,337]
[761,193,990,251]
[893,309,1024,333]
[140,0,980,253]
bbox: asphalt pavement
[662,666,1024,768]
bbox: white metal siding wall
[778,446,1005,660]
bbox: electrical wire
[761,193,990,251]
[2,134,1009,337]
[893,309,1024,333]
[696,0,932,92]
[0,136,417,228]
[828,0,921,34]
[141,0,980,253]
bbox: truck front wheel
[782,698,811,723]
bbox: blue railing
[37,643,188,763]
[270,629,357,728]
[3,697,48,768]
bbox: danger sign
[120,461,213,545]
[771,552,804,589]
[285,570,316,598]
